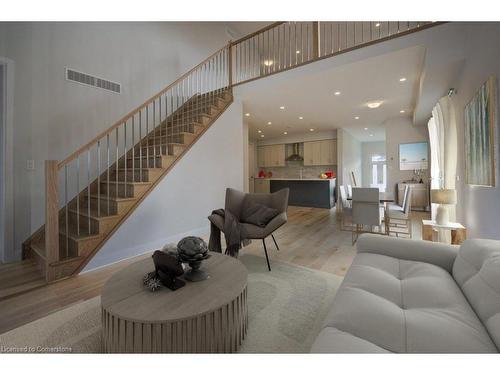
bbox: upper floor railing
[230,21,438,86]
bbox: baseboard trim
[81,224,210,274]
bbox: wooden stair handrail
[58,43,231,169]
[230,22,285,46]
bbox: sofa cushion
[453,239,500,350]
[316,252,497,353]
[241,203,279,227]
[311,326,390,353]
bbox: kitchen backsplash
[258,161,337,179]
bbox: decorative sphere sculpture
[177,236,210,281]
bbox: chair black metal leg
[271,233,279,251]
[262,238,271,271]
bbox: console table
[422,219,467,245]
[398,182,429,211]
[101,252,248,353]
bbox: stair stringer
[72,94,235,275]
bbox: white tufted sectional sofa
[311,234,500,353]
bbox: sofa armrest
[356,234,459,273]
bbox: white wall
[384,117,429,196]
[84,101,244,271]
[361,141,386,187]
[243,122,250,192]
[0,22,232,260]
[454,23,500,240]
[337,129,362,187]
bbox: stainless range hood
[286,143,303,161]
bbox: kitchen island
[258,178,336,209]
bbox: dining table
[346,192,394,203]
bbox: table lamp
[431,189,457,225]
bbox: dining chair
[351,187,384,244]
[387,185,412,238]
[339,185,352,231]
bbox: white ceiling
[236,45,425,142]
[224,22,271,40]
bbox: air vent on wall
[65,68,121,94]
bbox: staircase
[4,21,439,296]
[21,45,232,284]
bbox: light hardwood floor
[0,206,429,335]
[242,206,429,276]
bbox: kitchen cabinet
[397,182,429,211]
[254,179,270,194]
[303,139,337,166]
[257,144,286,167]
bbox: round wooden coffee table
[101,252,248,353]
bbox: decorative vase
[435,204,449,225]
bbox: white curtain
[428,96,458,221]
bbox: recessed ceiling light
[267,121,272,125]
[279,106,285,110]
[309,128,315,132]
[375,23,381,27]
[355,116,360,120]
[367,101,383,109]
[400,110,406,113]
[369,134,374,137]
[364,127,368,130]
[399,77,407,82]
[258,130,262,133]
[260,134,265,138]
[299,116,303,120]
[296,50,300,54]
[283,131,288,135]
[263,60,274,66]
[244,113,250,117]
[334,91,341,96]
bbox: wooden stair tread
[155,121,205,130]
[0,259,38,272]
[89,194,137,202]
[0,260,46,300]
[146,132,197,139]
[0,260,42,286]
[68,207,121,220]
[51,256,85,267]
[127,154,175,160]
[99,181,151,186]
[167,142,186,147]
[31,240,46,256]
[59,230,103,242]
[116,167,163,172]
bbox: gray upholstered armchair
[209,187,289,271]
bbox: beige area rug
[0,254,342,353]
